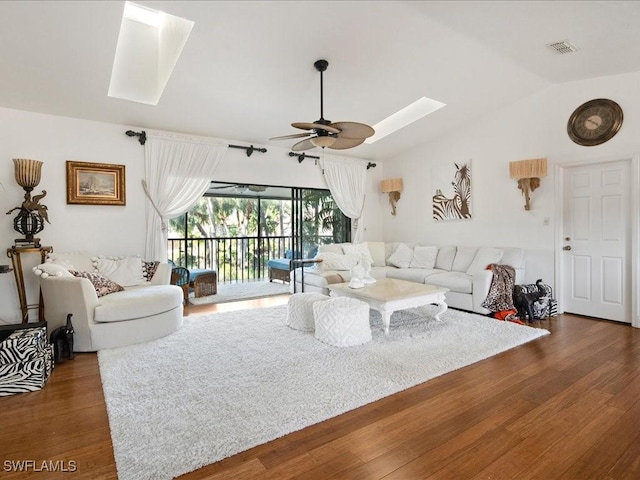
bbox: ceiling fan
[211,184,267,193]
[269,59,375,152]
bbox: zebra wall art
[432,161,472,221]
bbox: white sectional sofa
[293,242,525,315]
[36,252,184,352]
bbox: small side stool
[287,293,330,332]
[193,271,217,298]
[313,297,371,347]
[0,322,54,396]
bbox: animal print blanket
[481,264,516,312]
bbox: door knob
[563,245,572,251]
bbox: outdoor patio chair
[170,267,190,303]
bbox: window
[168,183,349,282]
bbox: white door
[562,160,631,323]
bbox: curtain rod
[289,151,319,163]
[125,130,267,157]
[227,144,267,157]
[288,151,376,169]
[125,130,147,145]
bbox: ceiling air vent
[547,40,579,54]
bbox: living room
[1,2,639,325]
[1,2,640,479]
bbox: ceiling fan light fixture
[310,136,336,148]
[271,59,374,151]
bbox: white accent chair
[39,255,184,352]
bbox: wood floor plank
[558,399,640,480]
[1,301,639,480]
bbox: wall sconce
[381,178,403,215]
[509,157,547,211]
[5,159,50,246]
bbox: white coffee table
[328,278,449,334]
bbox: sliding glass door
[292,188,350,261]
[168,182,349,283]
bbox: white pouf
[287,293,330,331]
[313,297,372,347]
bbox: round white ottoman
[313,297,372,347]
[287,292,330,331]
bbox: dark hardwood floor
[1,296,639,480]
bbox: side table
[7,245,53,323]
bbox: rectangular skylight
[108,2,194,106]
[123,2,161,27]
[365,97,446,144]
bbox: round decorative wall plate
[567,98,623,146]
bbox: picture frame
[432,160,472,221]
[66,161,126,206]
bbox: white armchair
[39,256,184,352]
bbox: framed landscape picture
[66,161,126,205]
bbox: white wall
[382,71,640,287]
[0,107,383,323]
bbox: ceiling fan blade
[269,132,312,140]
[328,137,366,150]
[291,138,317,152]
[330,122,375,139]
[292,122,341,134]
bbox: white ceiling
[1,1,639,162]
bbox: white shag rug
[188,280,289,305]
[98,304,549,480]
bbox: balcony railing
[168,235,333,283]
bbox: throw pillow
[69,270,124,297]
[466,247,504,275]
[366,241,386,267]
[409,245,438,269]
[451,246,479,272]
[46,252,95,273]
[315,252,359,271]
[342,243,374,265]
[142,261,160,282]
[317,244,345,255]
[96,256,145,287]
[435,246,457,270]
[387,243,414,268]
[32,263,74,278]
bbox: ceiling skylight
[108,2,194,106]
[365,97,446,144]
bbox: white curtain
[143,133,228,261]
[319,156,368,243]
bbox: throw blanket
[481,264,516,312]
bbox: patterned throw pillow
[69,270,124,297]
[142,261,160,282]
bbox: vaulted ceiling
[1,1,639,161]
